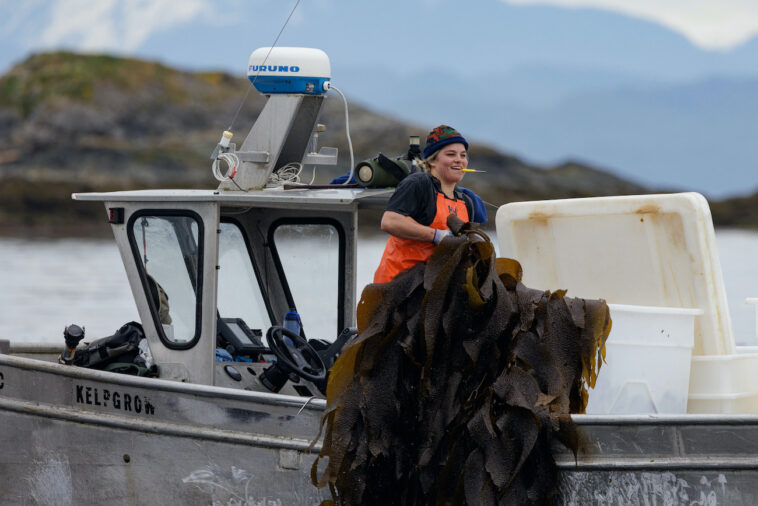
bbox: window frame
[268,217,346,335]
[127,209,205,350]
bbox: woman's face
[428,143,468,186]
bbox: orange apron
[374,192,469,283]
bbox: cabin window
[217,222,272,342]
[128,212,203,349]
[271,220,344,341]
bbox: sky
[2,0,209,57]
[501,0,758,50]
[3,0,758,64]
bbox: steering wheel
[266,326,327,383]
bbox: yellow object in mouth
[460,168,485,173]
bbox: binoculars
[353,136,421,188]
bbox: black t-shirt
[386,172,473,226]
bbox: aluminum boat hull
[2,352,758,504]
[0,353,327,505]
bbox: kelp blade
[313,219,611,505]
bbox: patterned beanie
[423,125,468,159]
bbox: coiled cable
[266,162,318,187]
[211,152,241,182]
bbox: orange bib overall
[374,192,469,283]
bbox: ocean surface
[1,230,758,346]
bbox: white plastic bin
[585,304,701,414]
[495,193,734,357]
[688,351,758,413]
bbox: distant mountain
[468,75,758,198]
[0,51,656,236]
[338,66,758,198]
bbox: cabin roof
[72,187,394,208]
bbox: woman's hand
[381,211,440,242]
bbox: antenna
[226,0,303,133]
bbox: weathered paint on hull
[0,407,324,505]
[555,415,758,504]
[559,470,752,505]
[4,354,758,504]
[0,354,328,504]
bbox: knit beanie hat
[423,125,469,159]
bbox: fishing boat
[2,47,758,505]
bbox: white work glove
[432,229,451,245]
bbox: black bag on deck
[73,322,145,370]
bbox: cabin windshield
[129,212,202,348]
[271,220,343,341]
[218,221,273,345]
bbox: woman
[373,125,483,283]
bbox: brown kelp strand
[312,216,611,505]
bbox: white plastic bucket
[585,304,701,414]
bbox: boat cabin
[71,46,395,396]
[73,187,391,396]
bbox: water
[2,230,758,346]
[0,238,140,341]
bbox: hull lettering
[0,370,4,389]
[74,383,155,416]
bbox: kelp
[311,216,611,505]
